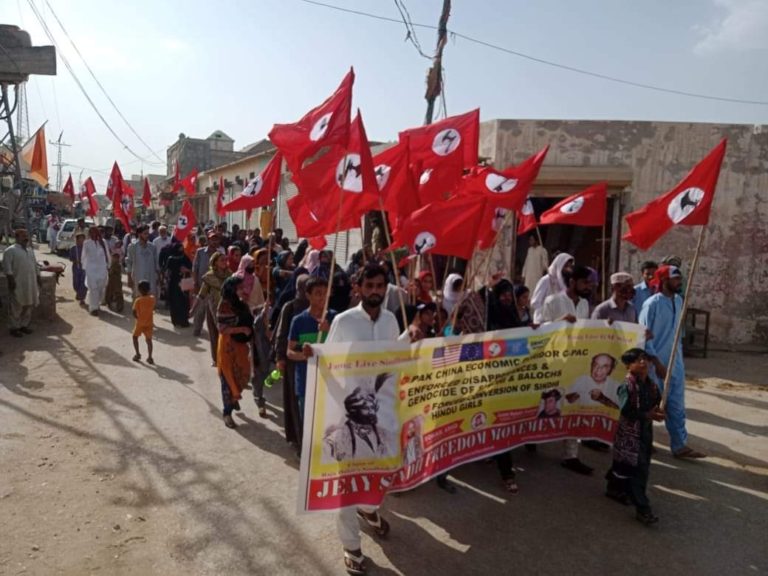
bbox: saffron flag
[623,139,727,250]
[62,173,75,203]
[394,195,487,259]
[221,152,283,213]
[142,177,152,208]
[20,125,48,187]
[517,198,538,236]
[269,68,354,173]
[540,183,608,227]
[293,111,378,232]
[174,200,197,241]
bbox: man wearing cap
[191,231,224,336]
[639,265,705,459]
[126,225,158,299]
[592,272,638,324]
[3,229,40,337]
[398,302,437,342]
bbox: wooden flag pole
[601,221,607,301]
[660,225,706,410]
[319,187,346,341]
[377,200,409,330]
[534,224,544,249]
[509,212,518,283]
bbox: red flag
[172,160,181,194]
[540,183,608,227]
[373,138,419,215]
[309,236,327,250]
[287,193,360,238]
[293,111,378,232]
[414,152,464,205]
[173,200,197,241]
[394,195,487,259]
[62,173,75,204]
[517,198,538,236]
[221,152,283,213]
[623,139,727,250]
[269,68,354,173]
[454,166,527,212]
[106,161,124,201]
[142,177,152,208]
[476,203,511,250]
[80,177,99,217]
[180,169,199,196]
[400,109,479,170]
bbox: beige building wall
[480,119,768,346]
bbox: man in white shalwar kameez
[3,229,40,336]
[82,226,111,316]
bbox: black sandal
[357,510,389,538]
[343,549,366,575]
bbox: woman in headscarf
[274,274,311,448]
[442,273,463,316]
[300,249,321,277]
[273,250,295,301]
[233,254,265,313]
[165,242,193,327]
[217,276,253,428]
[488,279,522,331]
[415,271,434,304]
[191,252,231,366]
[530,252,574,323]
[227,245,243,274]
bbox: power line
[25,0,152,162]
[41,0,165,163]
[392,0,431,59]
[297,0,768,107]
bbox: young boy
[105,251,125,313]
[132,280,156,364]
[287,277,335,440]
[605,347,665,525]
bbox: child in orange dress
[132,280,156,364]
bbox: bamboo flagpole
[318,185,346,342]
[601,221,607,300]
[659,225,706,409]
[378,201,409,330]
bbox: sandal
[504,478,519,494]
[223,414,237,429]
[132,354,141,362]
[258,406,268,418]
[673,446,706,459]
[146,357,155,365]
[343,549,366,575]
[356,510,390,538]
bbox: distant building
[166,130,248,178]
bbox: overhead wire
[392,0,431,59]
[297,0,768,106]
[25,0,154,162]
[40,0,165,163]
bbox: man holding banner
[539,265,596,475]
[306,263,400,576]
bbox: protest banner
[298,320,644,513]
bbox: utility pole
[424,0,451,126]
[49,130,70,191]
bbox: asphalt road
[0,246,766,575]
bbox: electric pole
[424,0,451,126]
[49,130,70,192]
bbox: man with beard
[632,260,658,316]
[531,252,574,323]
[540,265,595,475]
[639,265,705,459]
[305,263,399,576]
[3,229,40,336]
[126,225,158,299]
[82,226,111,316]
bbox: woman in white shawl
[442,273,463,315]
[530,252,574,323]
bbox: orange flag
[21,125,49,186]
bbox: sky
[5,0,768,191]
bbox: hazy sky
[7,0,768,191]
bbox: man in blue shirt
[639,265,705,459]
[632,260,657,317]
[287,276,335,433]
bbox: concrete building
[166,130,248,179]
[479,119,768,346]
